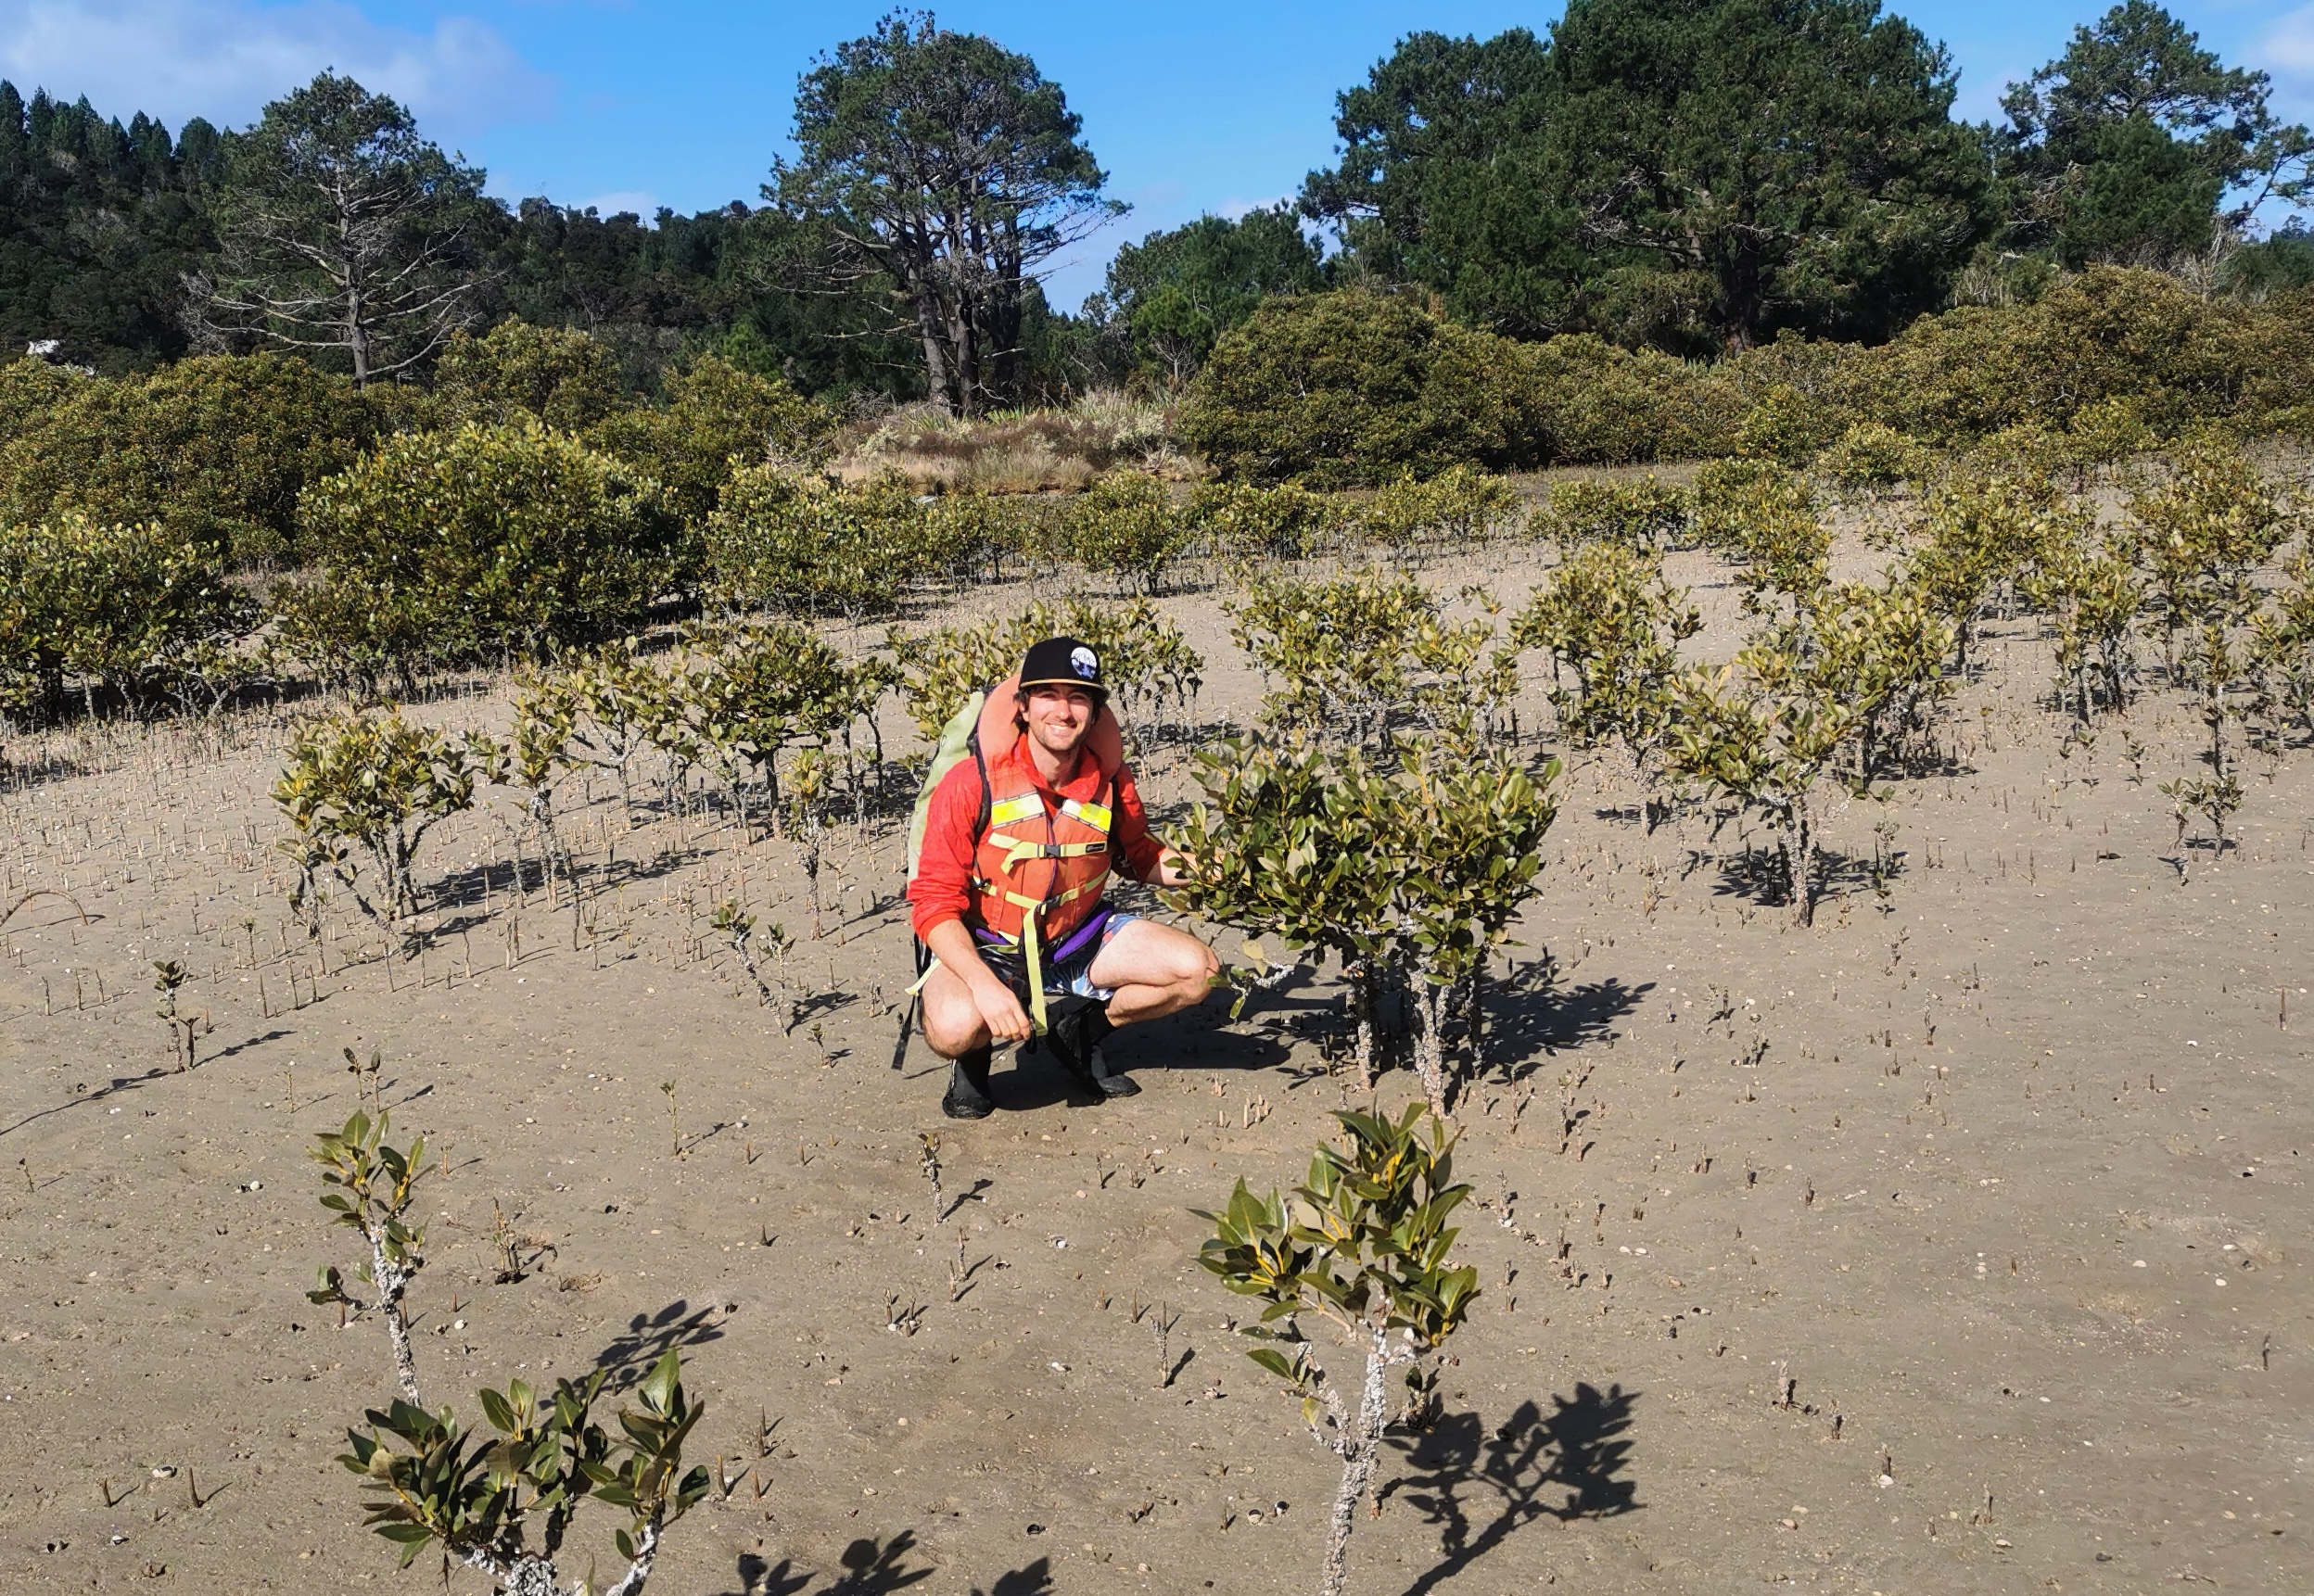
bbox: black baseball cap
[1018,636,1107,701]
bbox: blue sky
[3,1,2311,307]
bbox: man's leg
[1050,918,1219,1097]
[1087,918,1221,1025]
[920,963,997,1119]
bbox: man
[909,636,1219,1119]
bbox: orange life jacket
[961,674,1124,1032]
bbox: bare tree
[191,73,490,386]
[770,10,1123,414]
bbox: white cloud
[2258,3,2314,113]
[0,0,553,139]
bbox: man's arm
[1112,767,1191,888]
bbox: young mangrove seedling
[711,899,800,1031]
[305,1110,711,1595]
[306,1108,430,1402]
[920,1133,947,1223]
[1198,1105,1479,1596]
[152,959,197,1071]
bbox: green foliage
[589,355,834,526]
[1105,206,1327,386]
[1197,1106,1477,1596]
[280,421,681,689]
[1306,1,1993,351]
[1199,1105,1476,1348]
[771,11,1121,414]
[0,511,254,718]
[1998,2,2308,265]
[665,621,896,839]
[1690,459,1829,615]
[1183,290,1539,487]
[1356,464,1523,557]
[273,709,486,932]
[1816,421,1934,493]
[337,1352,708,1583]
[1667,638,1863,927]
[1171,732,1556,1107]
[305,1108,430,1400]
[306,1110,707,1591]
[2251,548,2314,744]
[1063,471,1195,594]
[2128,434,2299,637]
[891,598,1205,750]
[1519,335,1746,464]
[1528,476,1692,552]
[1188,480,1344,564]
[1227,568,1490,746]
[2026,523,2144,720]
[0,82,224,371]
[706,467,934,618]
[1228,567,1527,751]
[1789,580,1960,784]
[1513,545,1699,824]
[198,73,492,385]
[0,352,379,564]
[434,320,623,431]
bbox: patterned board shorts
[980,912,1140,1003]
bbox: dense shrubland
[1186,270,2314,485]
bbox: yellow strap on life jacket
[1060,798,1113,832]
[988,792,1045,827]
[986,830,1109,870]
[980,872,1111,1034]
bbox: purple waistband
[974,905,1112,966]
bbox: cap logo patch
[1071,646,1099,678]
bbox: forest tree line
[0,1,2307,411]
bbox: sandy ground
[0,523,2308,1596]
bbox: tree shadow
[822,1530,935,1593]
[590,1298,727,1390]
[723,1552,812,1596]
[1483,956,1651,1080]
[971,1558,1054,1596]
[1704,841,1900,911]
[1380,1381,1642,1596]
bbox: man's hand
[1154,846,1196,890]
[925,918,1032,1044]
[972,972,1034,1044]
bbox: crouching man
[908,637,1219,1119]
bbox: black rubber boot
[941,1045,996,1120]
[1052,1001,1137,1098]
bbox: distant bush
[1183,291,1542,487]
[704,467,934,619]
[1185,268,2314,484]
[0,512,255,718]
[1815,422,1933,492]
[589,354,833,525]
[278,422,680,690]
[434,320,623,432]
[1357,464,1524,557]
[1188,480,1343,564]
[0,353,380,564]
[1528,477,1692,552]
[1065,470,1197,594]
[1519,335,1743,464]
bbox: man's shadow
[1380,1381,1642,1596]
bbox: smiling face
[1019,684,1100,761]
